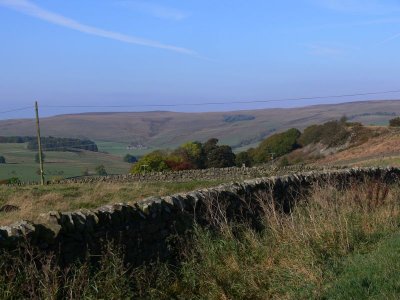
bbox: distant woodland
[0,136,98,152]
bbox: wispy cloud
[118,1,189,21]
[0,0,196,56]
[380,32,400,44]
[307,44,344,57]
[313,0,400,14]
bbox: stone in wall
[0,167,398,266]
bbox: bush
[278,157,290,167]
[252,128,301,163]
[206,145,236,168]
[130,151,170,174]
[235,151,253,167]
[95,165,108,176]
[0,156,5,164]
[389,117,400,127]
[299,120,350,147]
[123,154,137,163]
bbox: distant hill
[1,100,399,152]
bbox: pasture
[0,143,131,182]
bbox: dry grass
[319,128,400,166]
[0,180,399,298]
[0,180,224,226]
[161,180,400,299]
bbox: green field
[95,140,154,157]
[0,143,132,182]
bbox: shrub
[235,151,253,167]
[252,128,301,163]
[299,120,350,147]
[205,145,236,168]
[389,117,400,127]
[130,151,170,174]
[223,114,255,123]
[174,141,204,169]
[0,156,5,164]
[278,157,290,167]
[123,154,137,163]
[95,165,108,176]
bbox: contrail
[0,0,197,56]
[380,33,400,44]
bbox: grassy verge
[0,180,225,226]
[0,180,399,299]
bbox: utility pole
[269,152,276,168]
[35,101,45,185]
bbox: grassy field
[0,143,132,182]
[0,100,398,151]
[0,179,225,226]
[95,140,155,157]
[1,180,399,298]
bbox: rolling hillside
[0,143,131,182]
[1,100,400,155]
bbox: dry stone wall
[57,165,346,184]
[1,167,399,266]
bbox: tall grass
[0,180,399,299]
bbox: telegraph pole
[35,101,45,185]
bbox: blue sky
[1,0,400,117]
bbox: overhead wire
[0,106,34,114]
[40,89,400,108]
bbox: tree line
[130,117,368,173]
[27,137,98,152]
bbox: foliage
[123,154,137,163]
[131,139,236,173]
[223,114,255,123]
[130,151,171,174]
[252,128,301,163]
[0,136,34,143]
[28,137,98,152]
[389,117,400,127]
[278,156,290,167]
[95,165,108,176]
[0,156,5,164]
[205,145,236,168]
[7,177,21,185]
[173,141,203,169]
[235,151,253,167]
[299,120,350,147]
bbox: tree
[206,145,236,168]
[130,151,170,174]
[252,128,301,163]
[203,138,219,154]
[340,115,348,124]
[389,117,400,127]
[299,120,349,147]
[123,154,138,163]
[0,156,5,164]
[35,152,45,163]
[174,141,204,169]
[235,151,253,167]
[95,165,108,176]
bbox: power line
[40,89,400,109]
[0,106,33,114]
